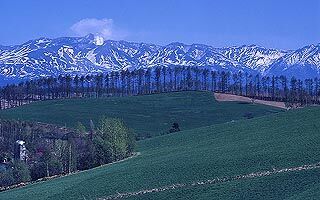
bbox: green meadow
[1,92,319,200]
[0,91,280,137]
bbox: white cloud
[70,18,125,41]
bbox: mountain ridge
[0,34,319,84]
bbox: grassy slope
[137,170,320,200]
[1,107,320,200]
[0,91,280,137]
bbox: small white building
[15,140,27,162]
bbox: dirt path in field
[98,162,320,200]
[214,93,287,109]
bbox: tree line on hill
[0,117,135,188]
[1,66,319,108]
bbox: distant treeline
[1,66,320,108]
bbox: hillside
[0,105,319,200]
[0,91,281,138]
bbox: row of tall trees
[1,66,320,108]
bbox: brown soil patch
[214,93,287,109]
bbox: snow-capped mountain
[266,44,320,79]
[217,45,288,73]
[0,34,319,84]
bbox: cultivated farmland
[1,92,319,200]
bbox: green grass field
[0,91,281,137]
[1,92,319,200]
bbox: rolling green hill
[0,101,319,200]
[0,91,281,138]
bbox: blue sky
[0,0,319,49]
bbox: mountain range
[0,34,319,84]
